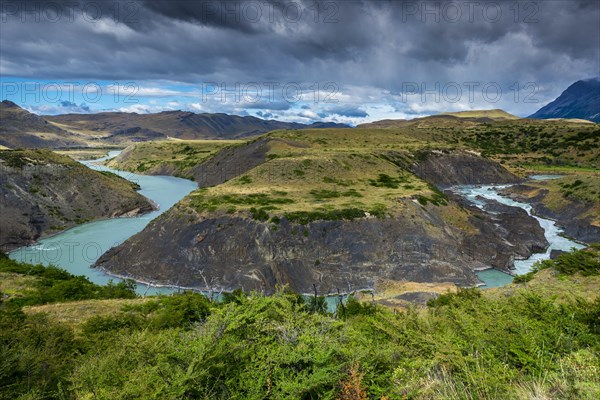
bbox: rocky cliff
[0,150,155,251]
[501,179,600,244]
[386,149,522,187]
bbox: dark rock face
[387,150,522,187]
[95,197,548,294]
[190,138,271,186]
[0,150,155,251]
[393,292,439,305]
[480,200,548,256]
[529,78,600,122]
[550,250,566,260]
[501,184,600,244]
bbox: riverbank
[9,152,197,295]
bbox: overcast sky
[1,0,599,124]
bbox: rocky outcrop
[501,184,600,243]
[0,150,155,251]
[95,195,548,294]
[386,149,522,187]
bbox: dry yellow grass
[440,109,519,120]
[23,297,153,334]
[358,278,459,310]
[55,148,115,160]
[0,272,38,300]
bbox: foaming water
[453,182,584,287]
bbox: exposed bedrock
[385,149,523,187]
[501,184,600,244]
[95,197,548,294]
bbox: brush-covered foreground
[1,247,599,399]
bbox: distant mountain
[529,78,600,123]
[46,110,351,142]
[0,100,84,149]
[308,121,352,129]
[0,102,351,148]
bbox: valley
[0,150,156,252]
[1,103,599,399]
[4,109,597,297]
[3,2,599,397]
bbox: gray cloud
[1,0,598,117]
[319,105,368,118]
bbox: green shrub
[368,173,407,188]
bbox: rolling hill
[0,101,351,148]
[0,100,86,149]
[440,109,519,120]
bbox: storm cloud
[1,0,598,121]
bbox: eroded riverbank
[9,151,197,295]
[453,176,586,288]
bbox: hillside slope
[0,101,85,148]
[441,109,519,120]
[0,150,155,251]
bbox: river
[9,151,198,295]
[454,175,584,288]
[9,155,583,294]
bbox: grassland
[440,109,519,119]
[55,148,116,160]
[178,128,457,221]
[107,139,242,178]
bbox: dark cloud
[319,105,368,118]
[256,110,274,119]
[1,0,598,116]
[59,100,90,112]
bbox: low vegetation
[1,248,599,399]
[107,117,598,226]
[178,134,440,223]
[106,140,241,179]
